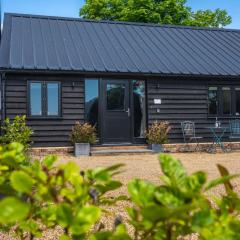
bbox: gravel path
[57,152,240,192]
[2,152,240,239]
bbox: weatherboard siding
[147,77,240,142]
[4,74,240,146]
[5,74,85,147]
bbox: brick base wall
[163,142,240,153]
[30,142,240,157]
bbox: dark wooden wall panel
[5,74,85,146]
[5,73,240,146]
[147,77,240,143]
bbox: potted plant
[70,122,97,156]
[146,121,171,153]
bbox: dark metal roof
[1,12,240,76]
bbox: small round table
[205,126,227,153]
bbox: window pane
[222,87,231,115]
[236,88,240,116]
[47,83,59,116]
[30,83,42,116]
[107,84,125,110]
[85,79,99,128]
[133,80,146,138]
[208,87,218,115]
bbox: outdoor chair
[181,121,203,152]
[229,119,240,139]
[229,119,240,150]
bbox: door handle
[126,108,130,117]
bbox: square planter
[74,143,90,157]
[150,144,164,153]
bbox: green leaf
[40,205,57,226]
[96,180,123,194]
[205,174,240,191]
[42,155,57,169]
[10,171,34,193]
[104,164,125,177]
[70,206,101,235]
[89,231,113,240]
[128,179,155,207]
[141,205,171,222]
[217,164,234,193]
[62,162,80,180]
[60,234,71,240]
[57,203,73,227]
[159,154,187,188]
[192,210,215,229]
[91,168,111,182]
[0,197,30,224]
[186,171,207,192]
[112,224,132,240]
[19,219,41,236]
[155,186,184,207]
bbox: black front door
[101,79,131,143]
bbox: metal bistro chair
[229,119,240,150]
[181,121,203,152]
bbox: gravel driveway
[57,152,240,190]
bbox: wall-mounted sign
[154,99,162,104]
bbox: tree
[79,0,232,28]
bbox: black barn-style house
[1,13,240,146]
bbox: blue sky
[1,0,239,29]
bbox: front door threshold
[101,142,133,146]
[91,144,152,156]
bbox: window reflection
[208,87,218,115]
[30,82,42,116]
[47,83,59,116]
[236,88,240,116]
[222,87,231,115]
[107,84,125,111]
[133,80,146,138]
[85,79,99,129]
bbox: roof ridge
[4,12,240,33]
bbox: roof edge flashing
[4,12,240,33]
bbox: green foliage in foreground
[0,143,125,239]
[127,154,240,240]
[80,0,232,28]
[1,143,240,239]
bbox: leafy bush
[0,142,125,239]
[127,154,240,240]
[0,115,33,150]
[70,122,97,144]
[146,121,171,144]
[1,143,240,240]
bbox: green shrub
[70,122,97,144]
[126,154,240,240]
[146,121,171,144]
[0,142,125,239]
[1,143,240,240]
[0,115,33,150]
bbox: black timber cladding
[2,13,240,76]
[147,77,240,142]
[5,74,84,147]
